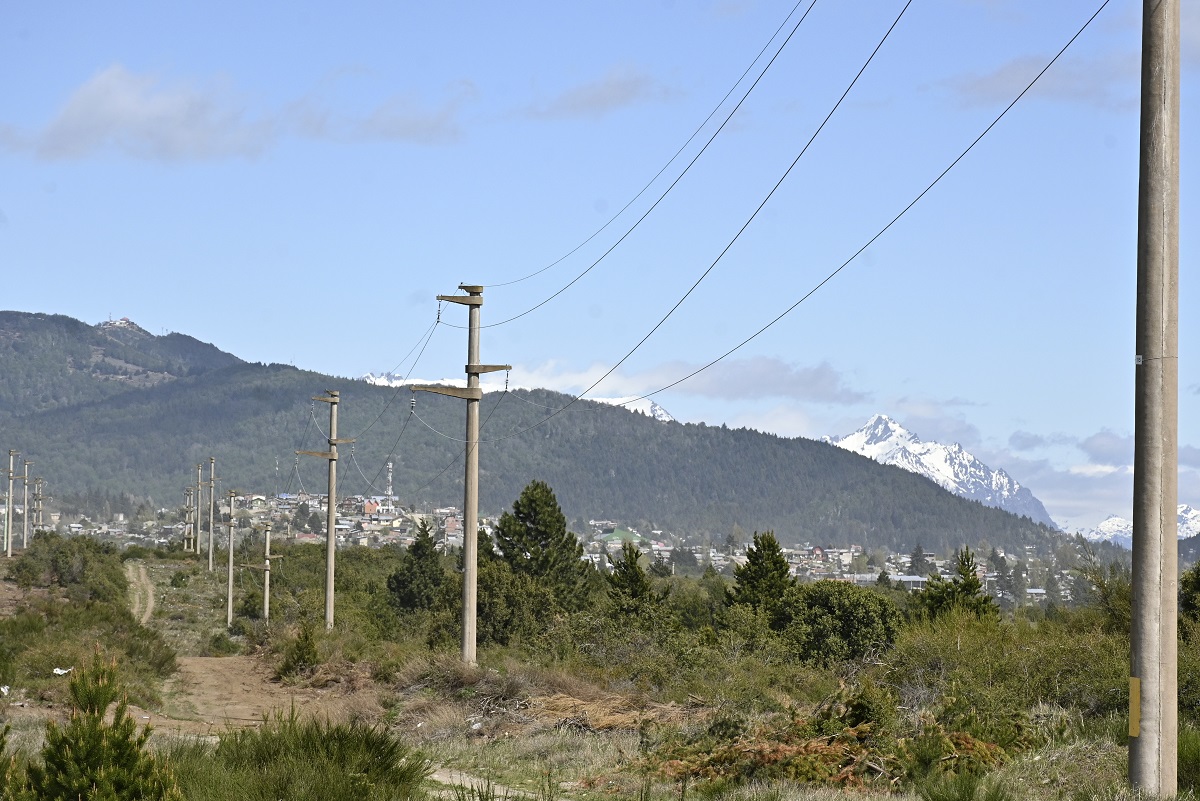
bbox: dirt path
[125,561,155,625]
[140,655,356,736]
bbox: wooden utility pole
[413,285,509,665]
[21,461,30,550]
[226,489,236,628]
[1130,0,1180,795]
[297,391,353,630]
[5,450,16,558]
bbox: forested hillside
[0,311,241,417]
[0,311,1063,555]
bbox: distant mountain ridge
[825,414,1056,528]
[1079,506,1200,550]
[1,310,1064,556]
[0,311,242,418]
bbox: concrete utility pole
[413,285,510,665]
[263,523,272,622]
[297,391,353,631]
[33,478,43,530]
[226,489,236,628]
[196,464,205,559]
[1129,0,1180,795]
[5,450,16,558]
[208,458,217,567]
[21,461,30,550]
[184,488,195,551]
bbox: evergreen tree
[20,656,181,801]
[607,542,656,616]
[909,543,933,577]
[387,519,448,612]
[917,546,998,619]
[728,531,793,612]
[648,553,673,578]
[493,480,590,612]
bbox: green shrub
[168,711,429,801]
[277,623,319,678]
[15,656,182,801]
[1182,722,1200,794]
[878,609,1127,749]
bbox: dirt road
[126,562,155,625]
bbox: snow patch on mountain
[589,397,675,422]
[1078,505,1200,550]
[825,414,1056,528]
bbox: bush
[877,609,1127,750]
[168,711,429,801]
[15,655,182,801]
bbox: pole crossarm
[437,294,483,307]
[411,385,482,401]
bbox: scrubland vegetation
[3,481,1200,800]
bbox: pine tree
[909,543,933,577]
[21,656,181,801]
[494,480,590,612]
[917,546,998,620]
[387,519,449,612]
[606,542,655,616]
[728,531,793,612]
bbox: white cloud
[726,403,817,438]
[513,356,867,404]
[4,65,477,162]
[28,65,275,161]
[1078,428,1134,466]
[524,65,672,119]
[946,51,1139,111]
[356,81,477,144]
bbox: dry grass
[141,560,230,657]
[987,737,1126,801]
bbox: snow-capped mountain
[361,374,675,422]
[1080,505,1200,550]
[825,414,1056,528]
[590,397,675,422]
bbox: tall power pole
[196,464,205,560]
[33,478,43,530]
[413,285,509,665]
[5,450,16,558]
[1130,0,1180,795]
[263,523,273,622]
[184,487,195,551]
[21,461,31,550]
[298,391,352,630]
[226,489,236,628]
[208,458,217,568]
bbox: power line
[412,0,1111,447]
[441,0,823,331]
[416,0,915,444]
[404,386,510,500]
[349,315,441,441]
[480,0,814,290]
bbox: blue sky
[1,1,1196,530]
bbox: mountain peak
[1079,505,1200,550]
[826,415,1056,528]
